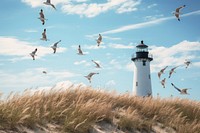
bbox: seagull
[158,66,168,79]
[184,59,191,69]
[40,29,48,41]
[173,5,186,21]
[168,66,179,78]
[77,45,84,55]
[38,9,47,25]
[171,83,190,95]
[91,60,101,68]
[158,72,162,79]
[43,71,47,74]
[51,40,61,54]
[84,72,99,83]
[43,0,56,10]
[30,48,37,60]
[161,78,166,88]
[96,34,102,47]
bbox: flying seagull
[173,5,186,21]
[84,72,99,83]
[158,66,168,79]
[43,0,56,10]
[96,34,102,47]
[77,45,84,55]
[43,71,47,74]
[171,83,190,95]
[51,40,61,54]
[161,78,166,88]
[184,59,191,69]
[30,48,37,60]
[168,66,179,78]
[40,29,48,41]
[91,60,101,68]
[38,9,47,25]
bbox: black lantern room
[132,40,153,61]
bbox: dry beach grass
[0,85,200,133]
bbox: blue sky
[0,0,200,101]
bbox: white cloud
[83,45,106,50]
[193,62,200,67]
[21,0,68,8]
[24,29,38,33]
[147,3,157,9]
[101,10,200,34]
[109,43,134,49]
[71,43,106,50]
[75,0,89,3]
[149,40,200,72]
[125,41,200,73]
[61,0,141,17]
[0,37,66,61]
[74,60,87,65]
[126,62,134,71]
[86,34,121,41]
[103,36,122,40]
[0,68,79,90]
[15,80,87,95]
[21,0,141,17]
[116,0,140,13]
[109,59,122,70]
[105,80,116,87]
[144,14,164,21]
[74,60,91,66]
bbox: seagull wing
[176,5,185,12]
[158,72,161,79]
[53,47,56,53]
[54,40,61,47]
[42,32,47,39]
[32,48,37,54]
[160,66,168,73]
[175,14,179,19]
[47,0,51,3]
[182,89,188,93]
[54,43,57,47]
[88,73,95,77]
[88,72,98,77]
[98,34,102,41]
[92,60,100,68]
[172,66,179,70]
[171,83,181,92]
[40,12,44,18]
[51,4,56,10]
[168,71,173,78]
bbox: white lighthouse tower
[131,40,153,97]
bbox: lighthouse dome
[136,40,148,49]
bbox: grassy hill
[0,85,200,133]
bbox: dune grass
[0,85,200,133]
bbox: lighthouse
[131,40,153,97]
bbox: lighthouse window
[142,60,146,66]
[136,82,138,86]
